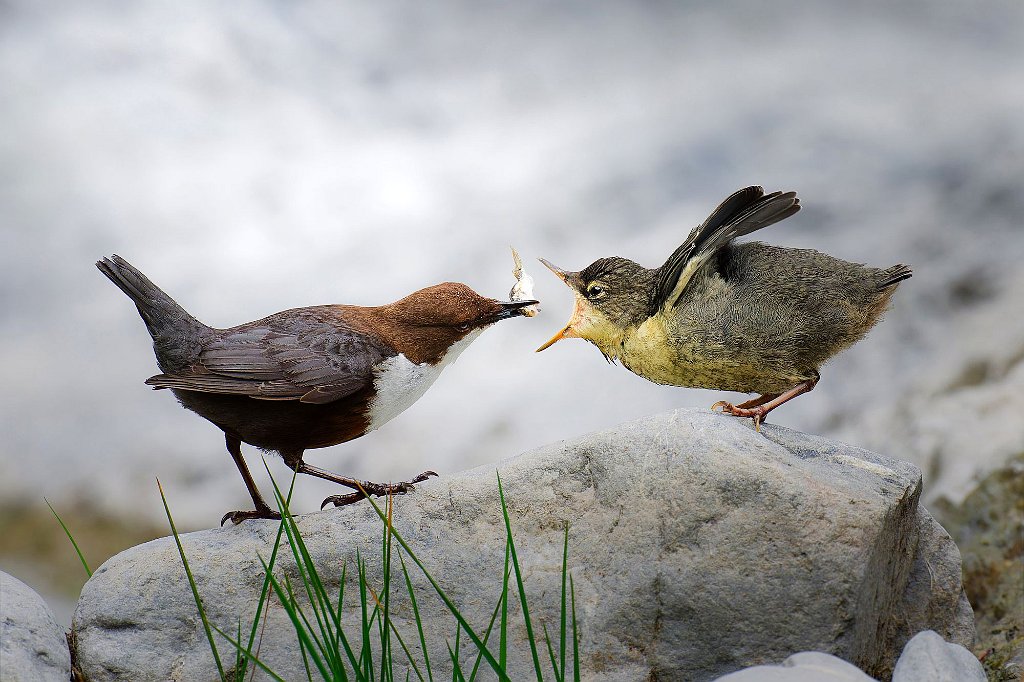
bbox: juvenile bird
[97,255,537,524]
[536,186,911,427]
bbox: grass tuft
[67,469,582,681]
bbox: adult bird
[98,255,538,523]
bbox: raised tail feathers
[97,255,210,372]
[878,263,913,290]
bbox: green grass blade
[359,553,375,678]
[266,474,343,674]
[283,570,322,680]
[279,536,333,673]
[469,570,510,682]
[260,557,332,681]
[242,473,293,682]
[542,623,561,682]
[452,625,463,682]
[399,552,433,682]
[500,539,510,670]
[381,496,394,682]
[211,623,288,682]
[570,576,580,682]
[333,562,365,675]
[234,618,246,682]
[559,523,569,679]
[281,572,325,681]
[446,640,466,682]
[496,473,543,680]
[44,498,92,577]
[372,591,426,682]
[157,479,226,681]
[359,491,509,681]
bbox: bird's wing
[145,314,391,405]
[652,186,800,313]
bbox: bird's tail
[878,263,913,289]
[96,255,212,372]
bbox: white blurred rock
[0,571,71,682]
[714,651,877,681]
[891,630,986,682]
[73,410,972,681]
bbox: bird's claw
[710,400,765,432]
[320,470,439,510]
[220,508,282,526]
[711,400,731,413]
[410,470,439,484]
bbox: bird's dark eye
[587,284,607,299]
[456,322,471,332]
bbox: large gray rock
[72,409,973,681]
[891,630,986,682]
[0,571,71,682]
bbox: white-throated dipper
[97,255,538,524]
[536,186,911,427]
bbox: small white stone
[892,630,987,682]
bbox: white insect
[509,246,539,317]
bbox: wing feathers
[652,187,800,312]
[146,318,390,404]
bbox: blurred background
[1,0,1022,625]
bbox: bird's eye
[587,284,607,299]
[456,322,471,332]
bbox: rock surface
[714,651,876,681]
[891,630,986,682]
[72,409,973,681]
[934,453,1024,681]
[0,571,71,682]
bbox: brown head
[377,282,538,364]
[535,257,656,357]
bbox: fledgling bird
[536,186,911,427]
[97,255,537,524]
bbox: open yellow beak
[536,258,580,352]
[536,321,578,352]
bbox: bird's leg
[221,434,282,525]
[712,376,819,431]
[733,393,780,410]
[314,463,439,509]
[283,459,438,510]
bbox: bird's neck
[336,304,464,366]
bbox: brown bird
[536,186,911,427]
[97,255,537,524]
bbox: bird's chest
[620,316,685,385]
[621,314,740,389]
[364,330,480,430]
[366,355,445,430]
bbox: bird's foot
[220,506,283,526]
[711,400,768,432]
[320,470,438,509]
[710,380,817,433]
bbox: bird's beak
[536,321,578,351]
[539,258,572,284]
[493,299,540,321]
[536,258,583,352]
